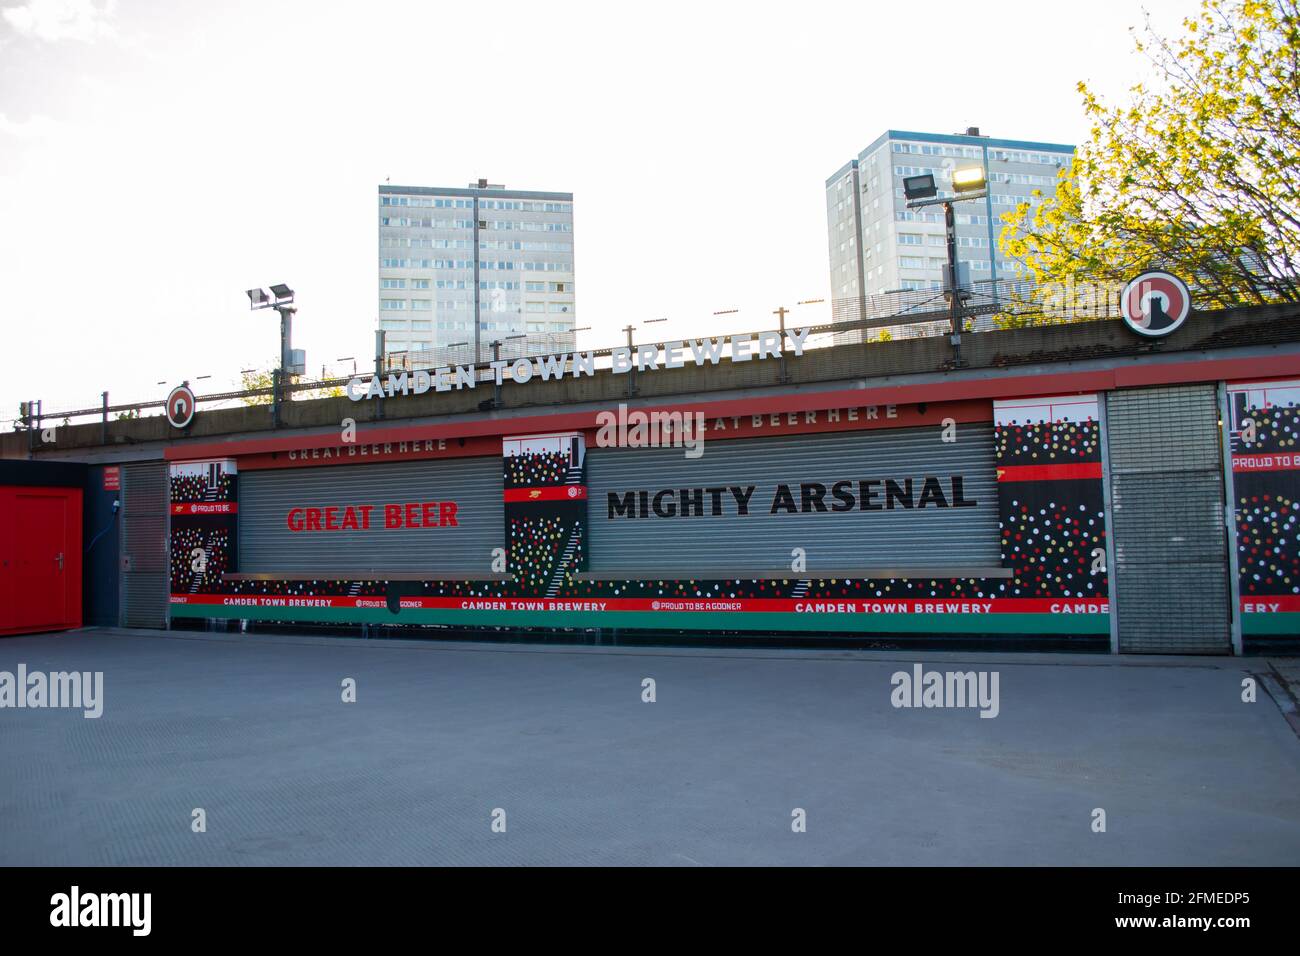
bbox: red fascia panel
[1112,354,1300,388]
[169,393,998,462]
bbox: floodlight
[903,174,937,200]
[270,283,294,301]
[952,166,987,193]
[246,288,271,308]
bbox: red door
[0,487,82,635]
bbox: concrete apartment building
[378,181,575,364]
[825,128,1074,333]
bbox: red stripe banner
[503,486,588,502]
[1232,454,1300,473]
[996,463,1103,482]
[1240,596,1300,613]
[171,502,238,515]
[170,594,1110,615]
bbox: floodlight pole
[623,324,637,399]
[906,189,986,369]
[774,306,790,384]
[374,330,386,421]
[248,286,298,420]
[274,302,298,408]
[278,305,292,381]
[490,340,503,409]
[271,368,282,428]
[944,200,964,368]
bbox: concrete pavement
[1,627,1298,866]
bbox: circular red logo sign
[166,385,196,428]
[1121,271,1191,338]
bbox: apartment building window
[899,256,926,270]
[898,234,923,246]
[894,165,941,178]
[411,279,430,289]
[411,299,432,310]
[380,319,407,331]
[381,299,406,310]
[381,278,406,289]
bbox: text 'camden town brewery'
[344,331,816,401]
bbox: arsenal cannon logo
[166,384,196,429]
[1121,270,1191,338]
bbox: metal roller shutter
[1106,384,1231,653]
[587,423,999,574]
[120,461,168,628]
[238,457,502,574]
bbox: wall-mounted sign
[102,466,120,491]
[605,476,979,519]
[285,501,460,531]
[345,330,813,401]
[166,385,196,429]
[1121,271,1191,338]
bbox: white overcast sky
[0,0,1191,418]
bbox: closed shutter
[238,457,502,574]
[587,424,999,574]
[1106,385,1230,653]
[120,461,168,628]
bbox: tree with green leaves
[238,366,277,406]
[1001,0,1300,309]
[239,362,343,406]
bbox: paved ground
[1,627,1298,866]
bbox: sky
[0,0,1195,421]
